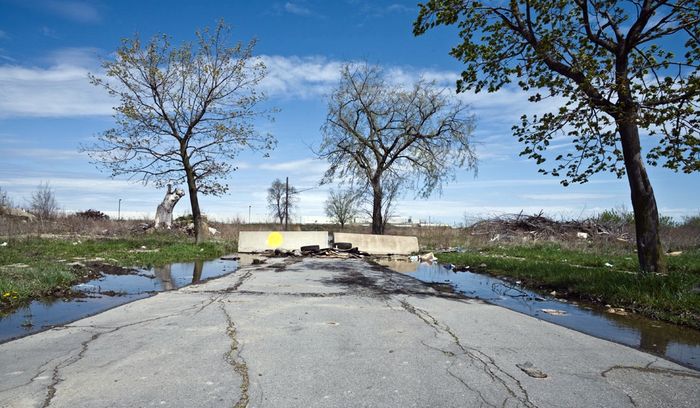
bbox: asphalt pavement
[1,257,698,407]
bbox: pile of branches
[469,211,629,241]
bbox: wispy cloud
[258,158,327,173]
[0,30,9,40]
[284,2,312,16]
[259,55,342,99]
[0,48,112,118]
[42,0,101,23]
[41,26,59,39]
[3,148,85,161]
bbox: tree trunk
[183,157,205,244]
[618,120,666,274]
[371,179,384,234]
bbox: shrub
[595,208,635,226]
[681,214,700,228]
[75,209,110,220]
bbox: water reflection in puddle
[377,259,700,371]
[0,258,240,343]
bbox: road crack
[219,301,250,408]
[399,298,537,408]
[228,271,253,292]
[40,313,185,406]
[41,328,117,407]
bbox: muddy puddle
[0,256,253,343]
[376,259,700,371]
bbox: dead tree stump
[154,185,185,229]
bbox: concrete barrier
[333,232,419,255]
[238,231,329,253]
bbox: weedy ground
[1,212,699,328]
[436,244,700,329]
[0,233,234,312]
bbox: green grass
[438,243,700,329]
[0,235,235,311]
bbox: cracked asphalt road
[1,258,699,408]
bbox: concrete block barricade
[333,232,419,255]
[238,231,329,252]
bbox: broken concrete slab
[333,232,419,255]
[238,231,329,252]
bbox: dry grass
[2,211,699,253]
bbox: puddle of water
[376,259,700,371]
[0,258,239,343]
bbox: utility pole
[118,198,122,221]
[248,205,251,224]
[284,177,289,231]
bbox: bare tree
[324,189,360,229]
[30,182,59,220]
[0,187,12,210]
[414,0,700,273]
[318,64,477,234]
[267,178,298,227]
[85,21,276,243]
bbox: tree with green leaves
[318,63,477,234]
[85,21,275,243]
[415,0,700,273]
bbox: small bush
[681,214,700,228]
[596,208,635,226]
[75,209,110,220]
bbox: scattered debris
[252,258,266,265]
[606,307,629,316]
[304,247,369,259]
[420,252,438,263]
[667,251,683,256]
[333,242,353,250]
[540,309,567,316]
[469,210,632,242]
[0,242,6,247]
[516,362,548,378]
[604,262,614,268]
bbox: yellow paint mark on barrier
[266,231,283,248]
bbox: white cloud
[0,48,113,118]
[259,55,343,99]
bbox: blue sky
[0,0,697,224]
